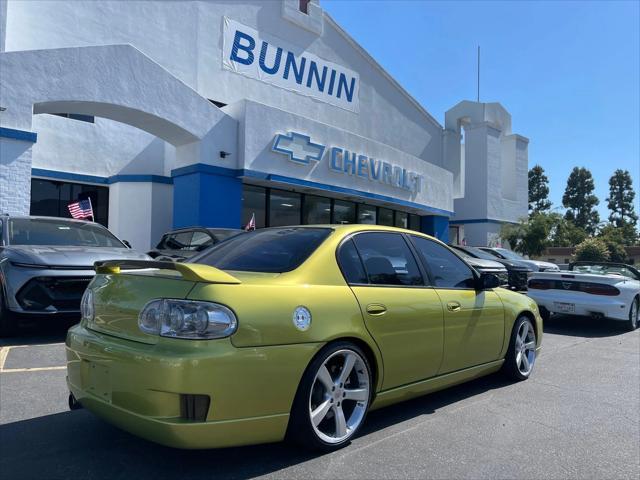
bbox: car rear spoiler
[94,260,241,284]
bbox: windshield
[572,263,640,280]
[8,218,125,247]
[490,248,524,261]
[190,227,332,273]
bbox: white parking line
[1,366,67,373]
[0,347,9,371]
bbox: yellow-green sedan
[66,225,542,450]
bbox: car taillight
[528,279,552,289]
[579,283,620,296]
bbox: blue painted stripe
[0,127,38,143]
[109,174,172,184]
[32,169,173,185]
[32,168,108,184]
[449,218,517,225]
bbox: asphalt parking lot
[1,316,638,480]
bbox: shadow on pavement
[543,314,627,338]
[0,373,511,480]
[0,319,74,347]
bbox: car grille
[180,394,210,422]
[508,271,529,290]
[16,276,92,312]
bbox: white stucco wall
[108,182,173,250]
[3,0,444,167]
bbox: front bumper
[66,324,322,449]
[527,290,630,321]
[3,265,95,315]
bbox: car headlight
[80,288,95,323]
[138,299,237,340]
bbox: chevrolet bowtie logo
[272,132,325,165]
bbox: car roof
[1,215,96,226]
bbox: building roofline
[322,12,443,130]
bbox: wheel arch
[517,310,540,343]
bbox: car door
[339,232,444,389]
[409,236,505,374]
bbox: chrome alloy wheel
[515,321,536,376]
[308,349,370,444]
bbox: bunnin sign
[272,132,423,195]
[223,18,360,112]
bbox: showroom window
[303,195,331,224]
[269,189,302,227]
[30,178,109,226]
[378,207,394,226]
[242,185,267,229]
[241,183,423,231]
[357,204,376,224]
[395,211,409,229]
[333,200,356,224]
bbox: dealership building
[0,0,528,250]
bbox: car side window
[165,232,193,251]
[190,231,213,251]
[410,236,476,289]
[352,232,423,286]
[337,239,368,284]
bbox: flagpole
[88,196,95,222]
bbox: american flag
[244,212,256,231]
[68,198,94,220]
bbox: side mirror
[122,240,132,249]
[477,272,500,290]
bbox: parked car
[451,245,533,291]
[0,215,150,336]
[449,246,509,286]
[67,225,542,450]
[480,247,560,272]
[527,261,640,331]
[147,227,243,261]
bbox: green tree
[574,238,610,262]
[528,165,552,215]
[598,224,632,262]
[606,169,638,228]
[501,213,555,257]
[550,216,588,247]
[562,167,600,234]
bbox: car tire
[502,316,537,382]
[287,341,373,451]
[626,297,639,332]
[0,288,17,337]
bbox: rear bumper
[527,290,629,321]
[66,324,322,448]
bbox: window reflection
[269,189,301,227]
[303,195,331,224]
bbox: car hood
[489,258,532,271]
[464,257,506,270]
[4,245,151,268]
[528,260,559,271]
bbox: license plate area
[553,301,575,314]
[84,360,112,403]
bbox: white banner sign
[222,18,360,112]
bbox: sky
[323,0,640,221]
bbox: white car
[527,261,640,331]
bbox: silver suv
[0,215,150,336]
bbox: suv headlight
[138,299,237,340]
[80,288,95,323]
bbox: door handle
[366,304,387,315]
[446,301,461,312]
